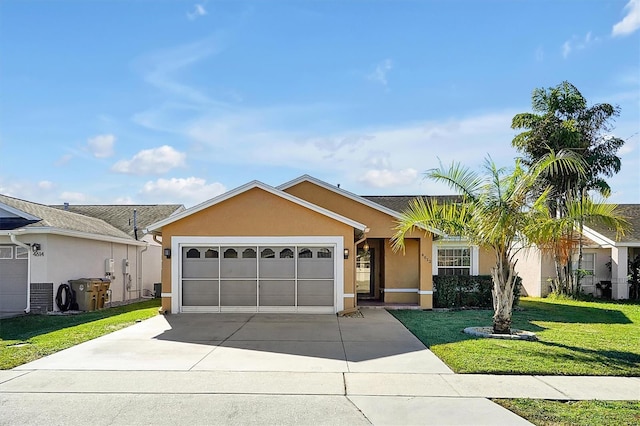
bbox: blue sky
[1,0,639,207]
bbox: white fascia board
[0,202,41,221]
[278,175,404,219]
[147,180,367,232]
[582,226,616,247]
[583,226,640,247]
[0,228,146,247]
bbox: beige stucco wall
[478,247,494,275]
[383,238,419,304]
[284,181,433,308]
[159,187,356,312]
[513,247,544,297]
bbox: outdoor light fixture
[343,248,349,259]
[363,241,370,252]
[164,248,171,259]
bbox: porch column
[419,235,433,309]
[611,246,629,300]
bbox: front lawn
[390,297,640,376]
[493,399,640,426]
[0,299,160,369]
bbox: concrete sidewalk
[1,370,638,400]
[1,370,638,426]
[1,309,638,425]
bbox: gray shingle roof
[362,195,463,213]
[0,194,133,240]
[50,204,184,238]
[587,204,640,244]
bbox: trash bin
[69,279,104,311]
[154,283,162,299]
[96,280,111,309]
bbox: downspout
[139,242,151,298]
[9,233,31,314]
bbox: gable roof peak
[146,179,366,232]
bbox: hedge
[433,275,521,309]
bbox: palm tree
[391,151,627,334]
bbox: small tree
[392,151,583,334]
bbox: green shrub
[433,275,521,308]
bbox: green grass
[390,297,640,376]
[493,399,640,426]
[0,299,160,370]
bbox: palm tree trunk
[491,253,516,334]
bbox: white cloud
[55,154,73,167]
[562,41,572,58]
[87,134,115,158]
[359,168,419,188]
[136,35,222,105]
[613,0,640,37]
[562,32,599,58]
[139,177,226,206]
[182,108,519,194]
[367,59,393,86]
[38,180,55,190]
[113,196,135,204]
[60,191,87,203]
[187,4,207,20]
[112,145,186,175]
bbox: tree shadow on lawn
[391,300,634,348]
[535,340,640,374]
[0,300,160,342]
[516,299,634,325]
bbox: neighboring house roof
[0,194,143,245]
[585,204,640,246]
[51,204,184,238]
[146,180,367,232]
[363,195,464,214]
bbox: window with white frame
[16,247,29,259]
[580,253,595,286]
[437,247,471,276]
[0,246,13,259]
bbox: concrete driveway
[1,309,533,425]
[13,309,453,373]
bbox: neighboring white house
[0,194,183,317]
[50,203,184,299]
[515,204,640,300]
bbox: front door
[356,248,375,299]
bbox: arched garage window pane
[261,248,275,259]
[298,248,312,258]
[317,248,332,258]
[205,249,218,259]
[186,248,200,259]
[224,249,238,259]
[242,248,257,258]
[280,248,293,258]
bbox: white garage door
[179,244,337,313]
[0,245,28,317]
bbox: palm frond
[426,160,483,200]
